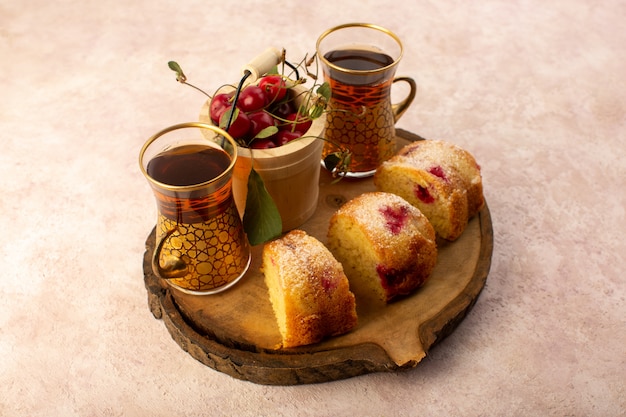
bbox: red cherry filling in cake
[415,184,435,204]
[379,205,409,234]
[428,165,448,181]
[375,264,422,293]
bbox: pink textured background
[1,1,624,415]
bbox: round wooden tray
[142,129,493,385]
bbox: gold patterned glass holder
[139,122,251,295]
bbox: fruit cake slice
[262,230,358,348]
[374,140,484,241]
[327,192,437,304]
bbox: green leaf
[308,104,324,119]
[316,82,331,100]
[254,125,279,139]
[219,107,239,130]
[243,168,282,246]
[167,61,186,82]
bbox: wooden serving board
[142,129,493,385]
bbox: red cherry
[210,92,233,123]
[283,112,312,134]
[273,130,301,147]
[220,106,250,139]
[250,138,276,149]
[237,85,267,112]
[248,111,276,138]
[269,100,296,119]
[259,75,287,103]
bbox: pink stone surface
[1,1,624,415]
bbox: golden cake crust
[374,140,484,240]
[327,192,437,303]
[262,230,358,348]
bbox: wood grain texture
[143,129,493,385]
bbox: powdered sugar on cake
[374,139,484,241]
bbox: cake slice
[262,230,358,348]
[327,192,437,304]
[374,140,484,240]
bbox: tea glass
[139,122,251,295]
[316,23,416,177]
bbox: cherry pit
[210,75,313,149]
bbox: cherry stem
[220,70,252,147]
[181,82,211,98]
[225,70,252,131]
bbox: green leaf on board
[243,168,282,246]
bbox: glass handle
[391,76,417,123]
[152,227,188,280]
